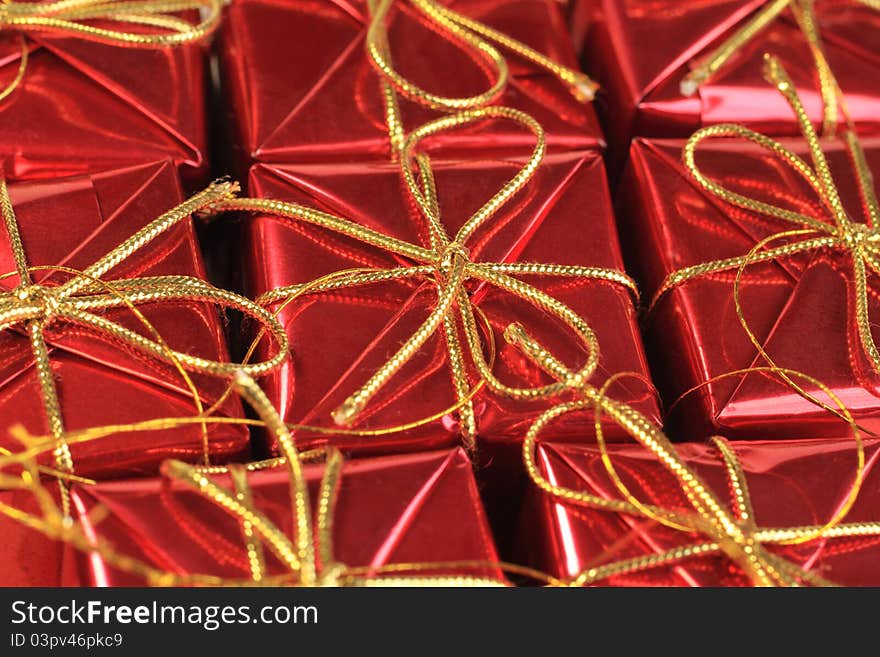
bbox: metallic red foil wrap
[243,151,657,459]
[567,0,596,57]
[520,438,880,586]
[218,0,602,177]
[585,1,880,163]
[0,26,208,186]
[0,490,79,586]
[618,136,880,440]
[0,161,248,480]
[66,448,502,585]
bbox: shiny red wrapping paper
[0,23,208,186]
[618,136,880,440]
[520,437,880,585]
[0,161,248,480]
[65,448,502,585]
[567,0,596,57]
[218,0,602,177]
[584,1,880,162]
[243,151,657,461]
[0,490,78,586]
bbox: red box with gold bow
[584,0,880,164]
[520,437,880,586]
[0,0,217,187]
[217,0,603,177]
[237,150,657,461]
[0,161,254,481]
[617,87,880,441]
[64,447,504,586]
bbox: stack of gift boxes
[1,0,880,587]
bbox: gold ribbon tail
[679,0,861,135]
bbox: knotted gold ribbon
[365,0,597,154]
[0,0,222,102]
[679,0,878,136]
[0,178,288,516]
[511,315,880,586]
[205,105,636,449]
[655,55,880,405]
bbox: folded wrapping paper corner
[0,1,218,186]
[521,437,880,585]
[218,0,603,176]
[618,129,880,440]
[586,0,880,162]
[0,161,255,480]
[66,447,505,585]
[240,150,658,461]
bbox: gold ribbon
[0,178,288,516]
[365,0,597,148]
[0,0,222,102]
[206,106,637,450]
[655,55,880,406]
[511,313,880,586]
[679,0,878,136]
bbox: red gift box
[218,0,602,177]
[618,134,880,440]
[584,0,880,167]
[0,161,249,480]
[65,447,503,585]
[520,437,880,586]
[241,151,657,459]
[0,17,209,186]
[237,151,658,551]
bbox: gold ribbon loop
[365,0,597,118]
[0,179,289,514]
[655,55,880,382]
[208,106,636,449]
[679,0,878,135]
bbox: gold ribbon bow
[655,54,880,399]
[0,178,288,515]
[0,0,222,102]
[365,0,597,154]
[207,106,636,449]
[510,316,880,586]
[679,0,878,136]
